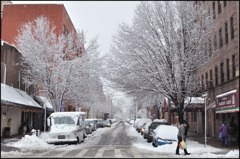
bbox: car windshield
[151,122,168,129]
[53,116,76,125]
[87,120,94,124]
[103,120,109,123]
[97,119,103,123]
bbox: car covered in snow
[143,121,152,138]
[85,120,93,134]
[85,119,97,131]
[47,112,87,144]
[147,119,169,142]
[96,119,104,128]
[136,118,152,133]
[152,125,178,147]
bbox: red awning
[216,88,239,114]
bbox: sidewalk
[187,132,239,149]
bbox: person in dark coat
[220,122,228,146]
[176,120,190,155]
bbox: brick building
[197,1,239,142]
[1,3,84,112]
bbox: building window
[209,39,212,57]
[213,2,216,19]
[219,28,223,48]
[218,1,221,14]
[215,66,218,86]
[225,22,228,44]
[202,74,204,89]
[220,62,224,83]
[210,69,213,88]
[205,72,208,89]
[232,55,236,78]
[226,59,230,81]
[214,34,217,50]
[224,1,227,7]
[230,16,234,40]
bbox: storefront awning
[216,88,239,114]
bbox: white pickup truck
[47,112,87,144]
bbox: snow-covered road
[1,121,239,158]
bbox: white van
[47,112,86,144]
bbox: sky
[11,1,138,114]
[1,122,239,158]
[11,1,140,55]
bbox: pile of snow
[4,122,118,152]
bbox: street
[1,121,238,158]
[1,122,168,158]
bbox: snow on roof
[1,40,18,50]
[50,112,86,117]
[38,96,53,109]
[1,83,41,108]
[216,90,237,99]
[184,97,204,104]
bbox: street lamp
[202,92,208,148]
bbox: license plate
[58,135,65,139]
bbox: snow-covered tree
[103,2,216,124]
[15,16,101,112]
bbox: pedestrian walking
[220,122,228,147]
[176,120,190,155]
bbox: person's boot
[184,149,191,155]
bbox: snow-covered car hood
[154,125,178,140]
[50,124,78,133]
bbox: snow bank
[4,122,118,152]
[6,134,54,151]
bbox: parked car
[85,119,97,131]
[152,125,178,147]
[85,120,93,134]
[134,118,141,128]
[143,121,152,138]
[47,112,86,144]
[147,119,169,143]
[103,120,111,127]
[96,119,103,128]
[136,119,152,133]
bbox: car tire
[152,140,158,147]
[147,137,151,143]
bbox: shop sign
[216,91,239,113]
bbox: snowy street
[1,121,239,158]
